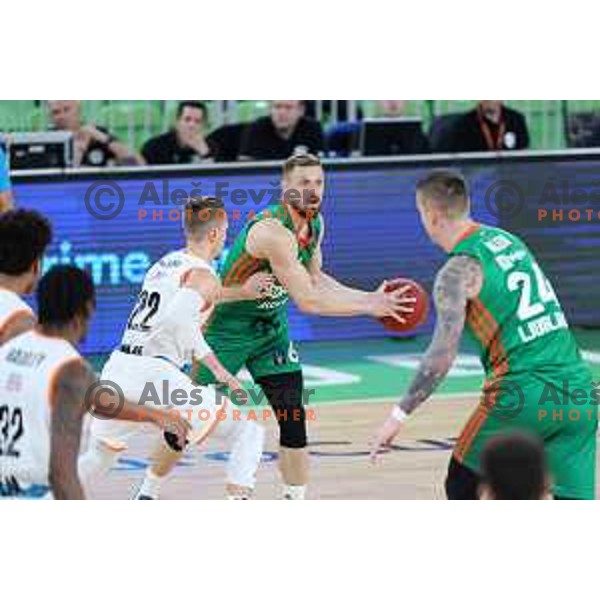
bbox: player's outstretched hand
[242,272,277,300]
[369,411,404,464]
[370,280,417,323]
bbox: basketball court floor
[87,333,600,500]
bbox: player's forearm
[113,400,166,425]
[50,469,85,500]
[199,352,237,385]
[314,271,373,303]
[398,350,455,416]
[295,284,376,317]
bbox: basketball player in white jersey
[79,196,267,499]
[0,209,52,346]
[0,265,190,499]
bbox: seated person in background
[47,100,143,167]
[435,101,529,152]
[0,145,13,212]
[327,100,428,156]
[142,101,215,165]
[479,431,551,500]
[238,100,324,160]
[376,99,408,118]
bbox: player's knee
[278,407,307,448]
[255,371,306,448]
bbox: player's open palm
[372,280,417,322]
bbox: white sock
[283,484,306,500]
[138,468,165,498]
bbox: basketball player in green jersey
[196,153,415,499]
[371,170,598,500]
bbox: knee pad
[256,371,307,449]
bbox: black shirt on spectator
[436,106,530,152]
[239,116,324,160]
[142,130,214,165]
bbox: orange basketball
[378,278,429,333]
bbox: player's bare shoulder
[246,217,297,259]
[435,255,483,307]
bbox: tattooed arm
[398,255,483,415]
[49,360,89,500]
[369,255,483,461]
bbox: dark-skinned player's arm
[50,359,187,499]
[369,255,483,462]
[50,359,88,499]
[177,269,246,395]
[246,219,409,318]
[75,360,191,451]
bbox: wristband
[391,405,408,422]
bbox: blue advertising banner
[12,153,600,354]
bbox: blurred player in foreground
[197,153,416,499]
[0,209,51,345]
[79,196,266,499]
[0,266,189,499]
[371,170,597,500]
[480,431,550,500]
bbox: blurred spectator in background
[0,145,13,212]
[47,101,142,167]
[375,100,407,117]
[432,101,529,152]
[327,100,428,156]
[142,101,215,165]
[480,431,550,500]
[239,101,324,160]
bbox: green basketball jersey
[450,223,587,383]
[213,203,323,322]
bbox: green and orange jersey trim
[448,223,510,462]
[454,297,509,463]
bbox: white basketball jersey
[0,289,34,345]
[119,250,215,370]
[0,330,81,498]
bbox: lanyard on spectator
[477,106,506,150]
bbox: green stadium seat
[0,100,38,132]
[96,101,162,150]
